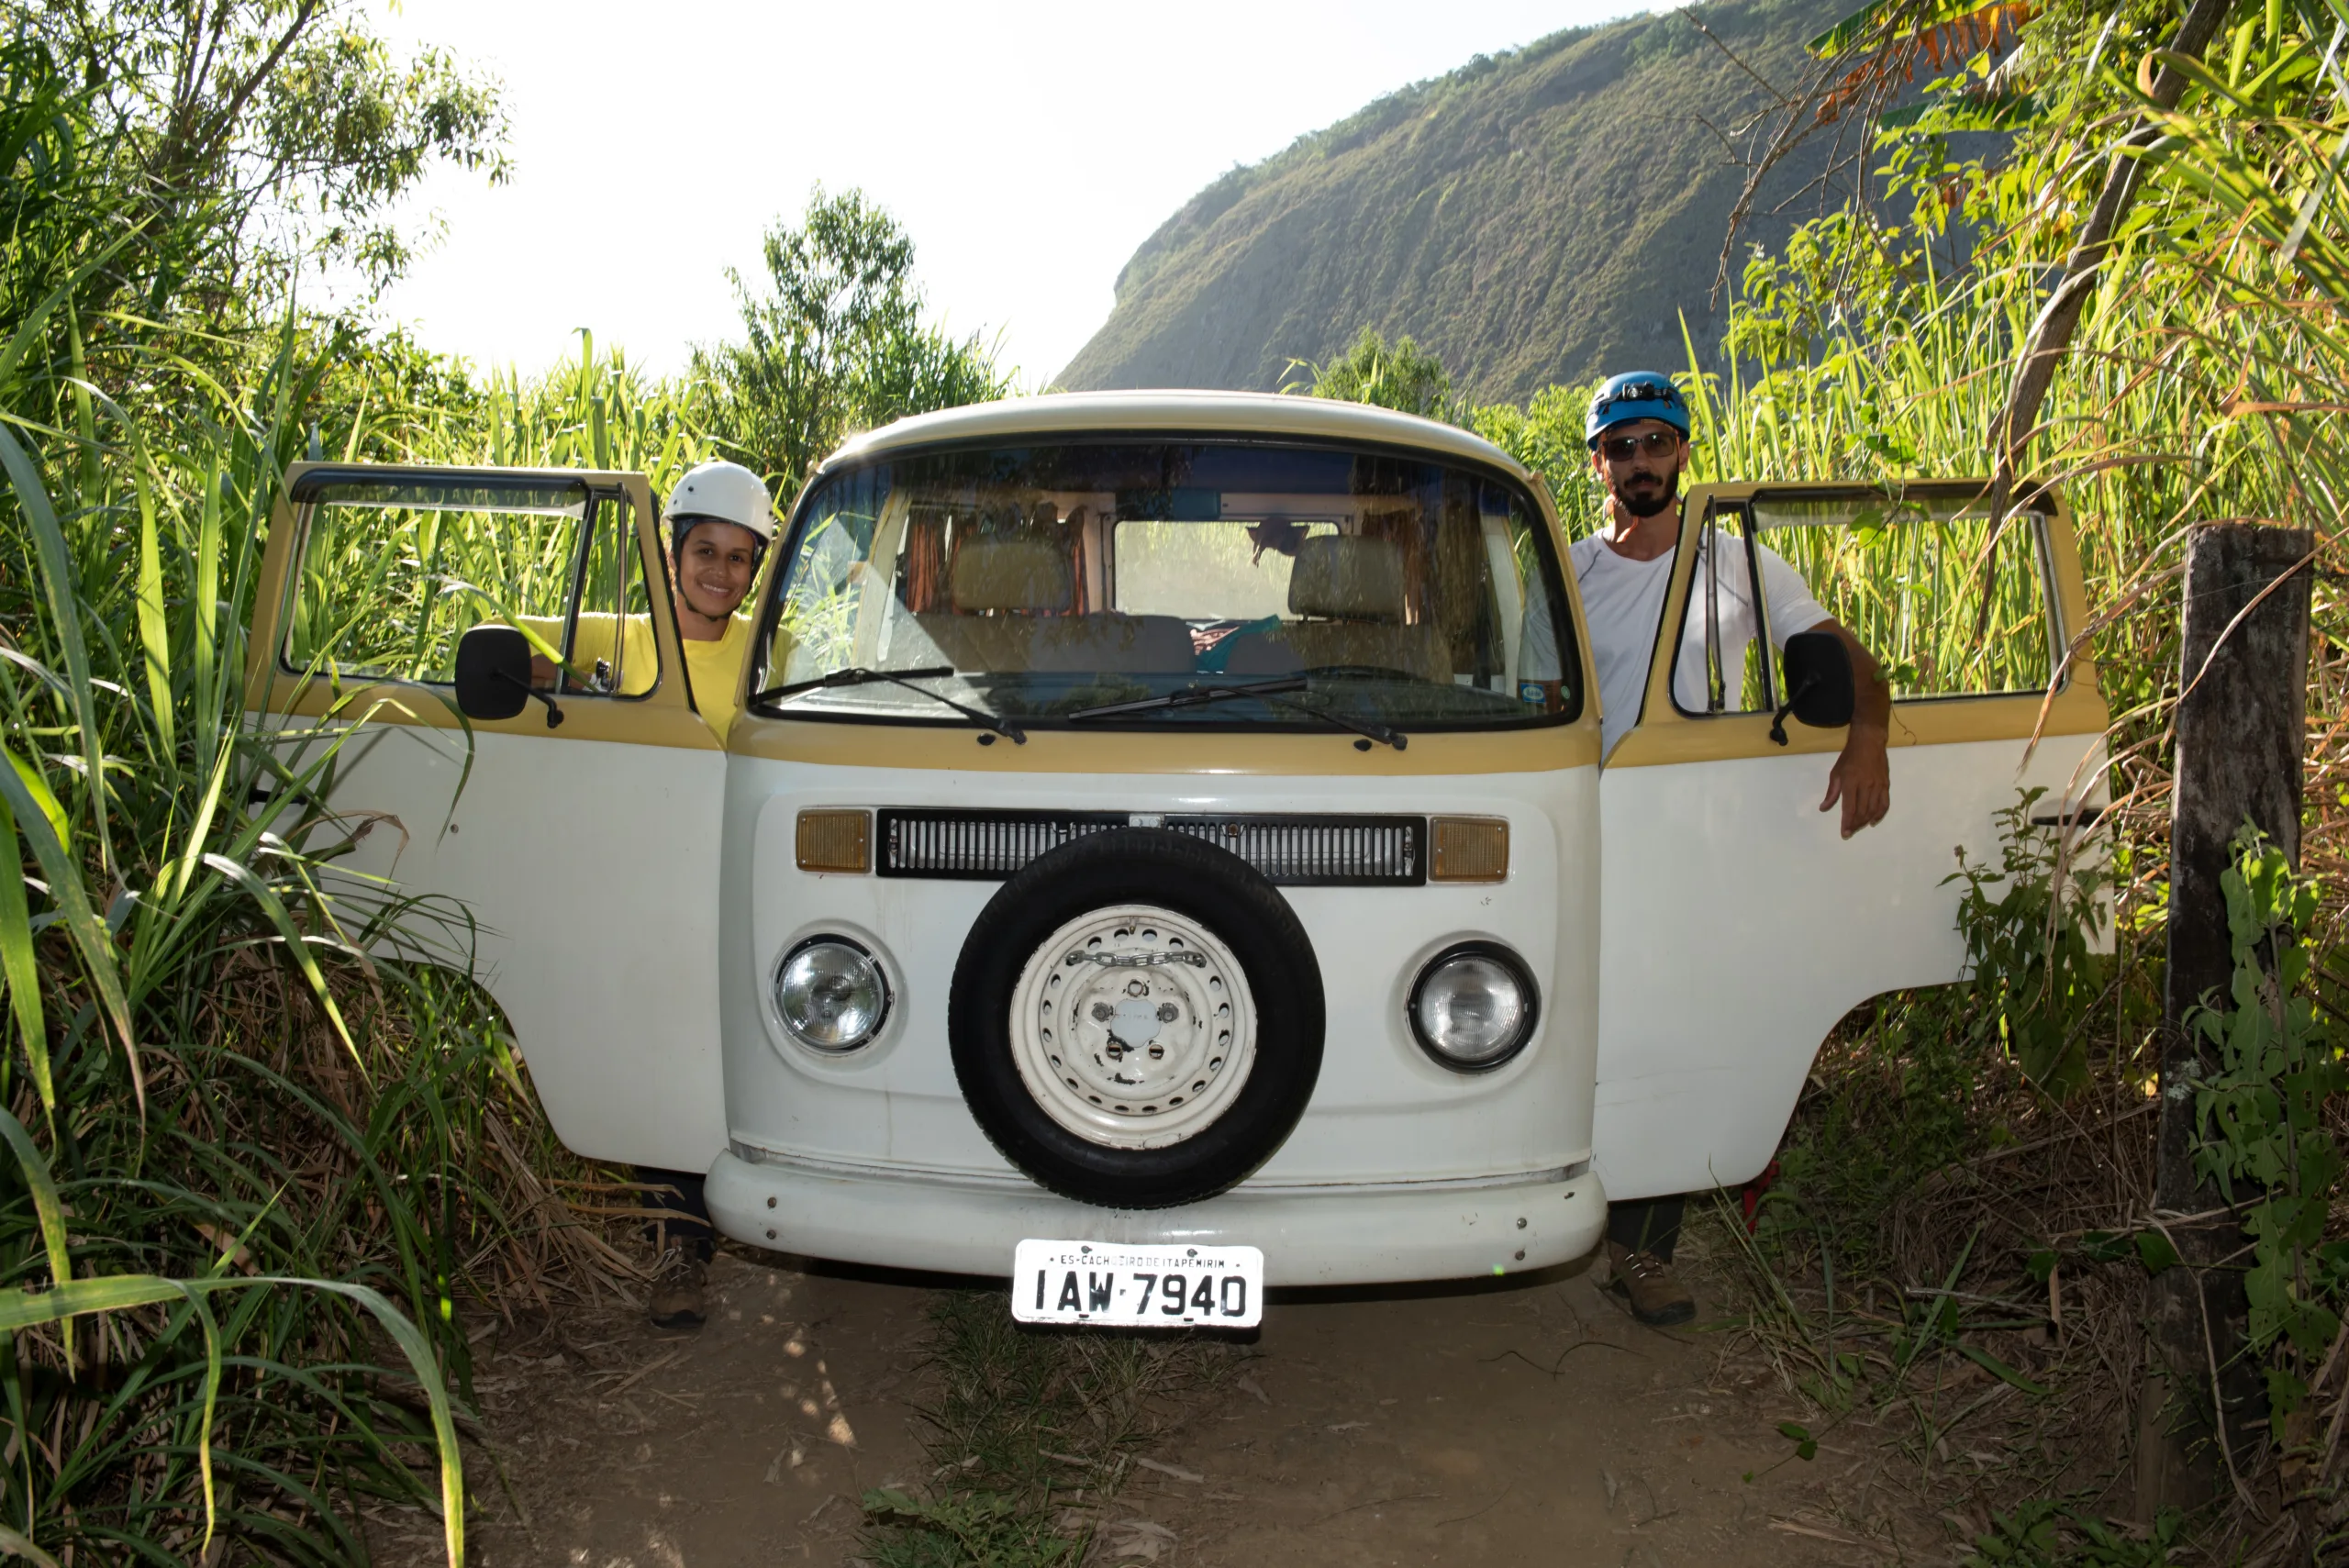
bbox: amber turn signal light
[796,809,872,873]
[1429,816,1509,883]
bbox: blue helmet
[1585,373,1690,448]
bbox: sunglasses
[1598,429,1683,462]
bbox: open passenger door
[243,463,730,1170]
[1591,482,2110,1202]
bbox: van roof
[822,390,1536,484]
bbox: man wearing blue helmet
[1575,372,1892,1325]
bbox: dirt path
[398,1247,1895,1566]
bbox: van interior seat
[906,534,1066,671]
[1220,534,1448,683]
[1288,533,1406,621]
[911,533,1195,674]
[951,535,1074,614]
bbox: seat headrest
[952,535,1072,613]
[1288,535,1405,622]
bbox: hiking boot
[647,1253,707,1330]
[1607,1241,1695,1327]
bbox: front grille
[876,809,1425,886]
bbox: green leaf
[2078,1230,2133,1264]
[6,746,68,852]
[2136,1230,2181,1275]
[128,423,175,757]
[1878,91,2046,132]
[0,1272,185,1330]
[198,852,362,1070]
[0,741,139,1097]
[0,1523,61,1568]
[0,802,54,1116]
[0,1106,75,1357]
[0,420,116,881]
[1956,1341,2051,1396]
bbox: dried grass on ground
[1711,981,2349,1563]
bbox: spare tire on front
[948,828,1325,1209]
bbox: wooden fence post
[2136,523,2314,1515]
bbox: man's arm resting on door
[1816,617,1890,838]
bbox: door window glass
[1752,492,2054,699]
[283,477,657,695]
[1674,504,1780,717]
[1672,487,2057,716]
[563,489,659,696]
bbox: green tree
[696,186,1011,495]
[3,1,507,399]
[1285,326,1462,421]
[1468,382,1604,528]
[10,1,507,286]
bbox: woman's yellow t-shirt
[680,616,754,739]
[514,612,753,739]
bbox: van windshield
[751,439,1578,731]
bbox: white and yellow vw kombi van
[246,392,2109,1315]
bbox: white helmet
[662,459,775,543]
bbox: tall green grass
[314,330,718,487]
[0,319,648,1561]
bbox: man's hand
[1814,618,1892,838]
[1820,720,1890,838]
[529,653,558,690]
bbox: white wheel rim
[1008,904,1258,1150]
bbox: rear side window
[282,475,657,695]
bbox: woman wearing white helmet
[657,458,775,739]
[528,457,777,740]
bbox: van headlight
[774,937,890,1052]
[1408,942,1537,1072]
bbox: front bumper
[706,1147,1607,1287]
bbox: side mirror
[454,625,562,728]
[1769,629,1854,746]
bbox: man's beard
[1614,460,1682,519]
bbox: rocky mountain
[1058,0,1841,404]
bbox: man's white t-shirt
[1568,528,1831,757]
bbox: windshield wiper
[1065,674,1306,720]
[1067,675,1405,750]
[749,665,1026,745]
[1266,693,1407,750]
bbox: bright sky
[366,0,1659,385]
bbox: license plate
[1011,1239,1264,1329]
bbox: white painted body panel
[1591,732,2109,1202]
[717,760,1602,1193]
[274,718,730,1171]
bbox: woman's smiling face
[675,520,762,623]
